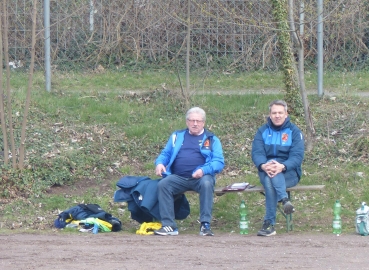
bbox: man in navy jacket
[252,100,304,236]
[154,107,224,236]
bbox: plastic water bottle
[332,200,342,235]
[239,200,248,235]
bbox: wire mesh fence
[5,0,369,72]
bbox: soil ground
[0,232,368,269]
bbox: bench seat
[214,184,325,196]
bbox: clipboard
[222,182,249,191]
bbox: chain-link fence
[6,0,369,72]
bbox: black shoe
[281,198,295,214]
[199,222,214,236]
[154,226,179,236]
[257,220,276,236]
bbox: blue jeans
[258,170,299,225]
[157,174,215,228]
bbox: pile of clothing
[54,203,122,233]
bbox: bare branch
[18,0,38,169]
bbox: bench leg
[261,191,293,232]
[277,191,293,232]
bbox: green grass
[9,69,369,93]
[0,70,369,235]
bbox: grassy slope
[0,70,368,235]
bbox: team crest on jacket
[202,139,210,148]
[282,133,288,142]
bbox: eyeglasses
[187,119,204,124]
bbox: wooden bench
[213,184,325,232]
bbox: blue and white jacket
[155,129,225,178]
[114,176,190,223]
[251,116,305,180]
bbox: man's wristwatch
[282,165,286,171]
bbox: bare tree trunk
[2,0,16,167]
[287,0,315,152]
[0,2,8,164]
[18,0,37,168]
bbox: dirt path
[0,232,367,269]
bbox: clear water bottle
[332,200,342,235]
[239,200,248,235]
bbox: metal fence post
[90,0,94,32]
[317,0,324,97]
